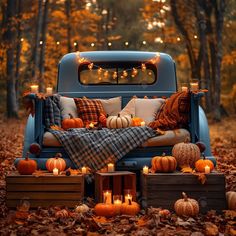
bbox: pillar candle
[124,194,132,204]
[143,165,149,174]
[103,190,112,204]
[81,166,87,174]
[204,165,210,174]
[107,163,114,172]
[30,85,39,93]
[46,87,53,95]
[53,168,59,176]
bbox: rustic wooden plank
[6,175,83,184]
[7,184,82,192]
[96,171,135,177]
[7,192,83,200]
[6,200,80,208]
[146,185,225,192]
[144,174,225,185]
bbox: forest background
[0,0,235,120]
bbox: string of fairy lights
[76,52,161,81]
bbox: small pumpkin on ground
[151,153,177,173]
[75,204,90,213]
[62,113,84,130]
[120,199,140,215]
[106,114,132,129]
[131,115,144,127]
[195,155,214,173]
[172,138,201,168]
[17,152,37,175]
[226,191,236,210]
[94,203,116,217]
[46,153,66,172]
[174,192,199,217]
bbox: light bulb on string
[104,70,109,78]
[98,77,102,81]
[141,63,146,72]
[113,72,117,79]
[120,75,124,79]
[123,70,128,77]
[132,68,138,77]
[88,63,94,70]
[97,67,103,75]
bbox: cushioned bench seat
[43,128,190,147]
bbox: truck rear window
[78,62,157,85]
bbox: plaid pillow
[74,98,105,124]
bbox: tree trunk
[38,0,49,92]
[213,0,226,121]
[15,0,22,108]
[31,0,43,80]
[65,0,72,53]
[5,0,18,118]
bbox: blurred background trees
[0,0,235,119]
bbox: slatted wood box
[6,172,84,208]
[141,171,226,213]
[95,171,136,203]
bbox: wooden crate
[141,171,226,213]
[6,172,84,208]
[95,171,136,203]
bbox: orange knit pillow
[148,91,190,130]
[74,98,105,125]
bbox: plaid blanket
[44,94,61,128]
[50,127,156,183]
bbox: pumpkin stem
[128,199,132,205]
[106,114,109,118]
[162,153,166,157]
[25,152,29,160]
[131,114,134,118]
[55,153,62,159]
[182,192,188,201]
[68,113,73,119]
[202,153,206,160]
[184,137,190,143]
[118,113,120,117]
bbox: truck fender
[22,115,35,157]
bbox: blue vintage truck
[17,51,215,170]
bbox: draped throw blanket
[50,127,156,182]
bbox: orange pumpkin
[94,203,116,217]
[131,115,144,127]
[99,113,107,127]
[46,153,66,172]
[17,152,37,175]
[195,155,214,173]
[62,113,84,130]
[151,153,177,173]
[172,138,201,168]
[120,200,140,215]
[174,192,199,217]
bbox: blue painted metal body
[19,51,215,170]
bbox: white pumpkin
[75,204,90,213]
[106,114,132,129]
[226,191,236,210]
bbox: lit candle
[107,163,114,172]
[125,194,132,204]
[81,166,87,174]
[190,80,199,92]
[103,190,112,204]
[46,87,53,95]
[53,168,59,176]
[30,85,39,93]
[143,165,149,174]
[204,165,210,174]
[140,121,146,126]
[89,123,94,129]
[113,198,122,215]
[181,86,188,92]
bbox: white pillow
[59,96,122,118]
[120,98,165,124]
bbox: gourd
[151,153,177,173]
[131,115,144,127]
[120,200,140,215]
[99,113,107,127]
[75,204,90,213]
[174,192,199,217]
[195,155,214,173]
[29,143,41,155]
[17,152,37,175]
[172,138,200,168]
[106,114,132,129]
[226,191,236,210]
[62,113,84,130]
[94,203,116,217]
[46,153,66,172]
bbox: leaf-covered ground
[0,115,235,235]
